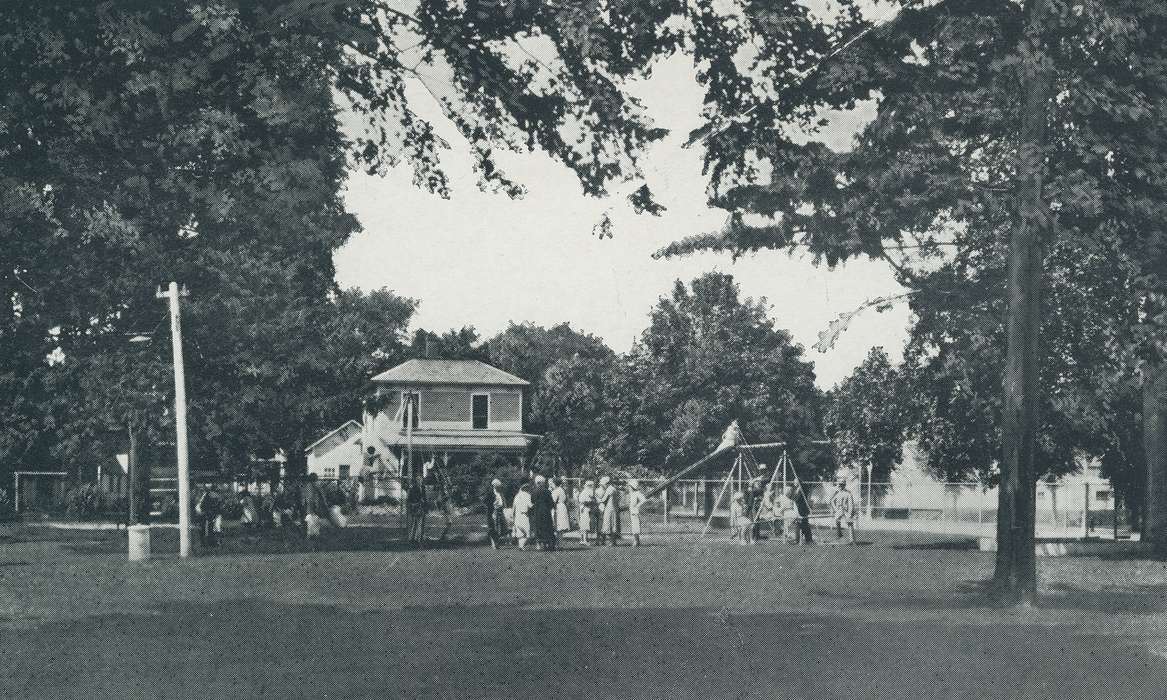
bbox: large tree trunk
[1143,361,1167,552]
[994,0,1051,605]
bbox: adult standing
[578,479,597,546]
[600,476,620,546]
[747,476,767,541]
[550,477,571,538]
[484,478,508,549]
[830,480,857,544]
[531,475,556,551]
[512,481,533,550]
[195,483,223,547]
[626,479,646,547]
[300,474,329,541]
[405,476,427,546]
[793,482,813,545]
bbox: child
[238,488,258,530]
[779,486,799,544]
[730,491,753,545]
[626,479,646,547]
[195,484,224,547]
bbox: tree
[656,0,1167,598]
[1,1,687,484]
[485,322,616,473]
[826,348,908,483]
[607,273,826,477]
[408,327,489,363]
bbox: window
[472,394,489,429]
[338,465,351,480]
[401,392,420,429]
[1095,490,1111,502]
[323,467,336,479]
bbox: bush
[0,488,15,521]
[440,452,526,508]
[159,495,179,522]
[65,483,103,519]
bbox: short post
[127,523,151,561]
[865,465,873,521]
[1113,491,1120,540]
[662,483,670,526]
[1081,482,1090,538]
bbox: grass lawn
[1,519,1165,699]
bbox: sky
[333,44,910,391]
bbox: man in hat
[830,479,857,544]
[626,479,646,547]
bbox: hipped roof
[371,359,529,386]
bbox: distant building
[305,420,362,481]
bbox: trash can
[127,524,151,561]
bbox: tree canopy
[485,322,616,473]
[606,272,827,477]
[825,347,908,483]
[1,0,693,481]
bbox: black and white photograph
[2,1,1165,698]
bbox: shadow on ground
[57,524,489,557]
[1,598,1163,700]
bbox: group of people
[731,479,857,546]
[484,475,648,550]
[190,471,857,551]
[192,473,349,547]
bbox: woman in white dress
[550,477,571,536]
[511,482,533,550]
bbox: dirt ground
[1,520,1165,699]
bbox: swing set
[641,421,822,540]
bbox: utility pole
[158,282,192,557]
[128,423,137,524]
